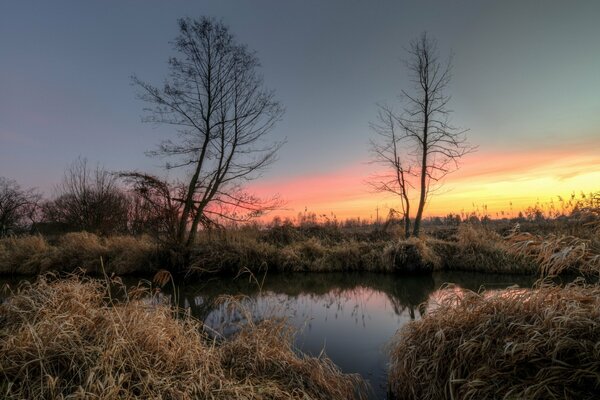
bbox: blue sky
[1,1,599,216]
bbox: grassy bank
[0,275,367,399]
[388,281,600,399]
[0,233,158,275]
[0,220,597,277]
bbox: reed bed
[0,275,367,399]
[388,281,600,400]
[0,233,157,275]
[448,225,537,274]
[507,230,600,276]
[2,220,597,277]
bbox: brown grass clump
[104,235,156,274]
[388,281,600,400]
[507,230,600,277]
[384,237,442,273]
[0,276,366,400]
[451,224,537,274]
[0,235,54,275]
[50,231,108,272]
[0,233,159,276]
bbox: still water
[1,271,534,399]
[173,271,535,399]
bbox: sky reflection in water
[176,272,535,399]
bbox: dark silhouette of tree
[0,177,40,236]
[370,32,475,237]
[369,104,413,238]
[129,17,284,248]
[42,158,129,235]
[120,172,184,243]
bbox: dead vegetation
[448,225,538,274]
[388,281,600,400]
[0,233,157,275]
[507,229,600,276]
[0,275,367,399]
[1,210,599,278]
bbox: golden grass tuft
[450,224,537,274]
[507,230,600,277]
[104,235,156,274]
[384,237,443,273]
[388,281,600,400]
[0,276,366,399]
[0,235,54,275]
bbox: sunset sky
[1,0,599,221]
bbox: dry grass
[383,237,443,273]
[188,234,393,275]
[0,235,53,275]
[507,230,600,277]
[104,235,156,274]
[388,281,600,400]
[2,221,597,277]
[0,275,367,399]
[0,233,158,275]
[448,225,537,274]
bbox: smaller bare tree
[369,32,475,237]
[43,158,129,235]
[403,33,476,235]
[369,105,413,238]
[0,177,40,236]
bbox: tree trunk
[404,201,411,239]
[413,97,428,236]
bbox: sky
[1,0,599,221]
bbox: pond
[173,271,535,399]
[1,271,535,399]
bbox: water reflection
[172,271,534,399]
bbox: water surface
[175,271,535,399]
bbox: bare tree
[370,32,475,237]
[0,177,40,236]
[369,104,413,238]
[43,158,129,235]
[130,17,284,248]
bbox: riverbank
[0,275,367,399]
[1,221,597,278]
[388,281,600,399]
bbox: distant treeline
[1,161,598,241]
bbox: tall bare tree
[370,32,474,237]
[129,17,284,248]
[0,177,40,236]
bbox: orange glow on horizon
[250,140,600,222]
